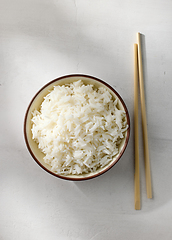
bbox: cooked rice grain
[31,80,128,175]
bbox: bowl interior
[24,75,130,180]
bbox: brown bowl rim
[24,74,130,181]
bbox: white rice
[31,80,128,175]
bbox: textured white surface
[0,0,172,239]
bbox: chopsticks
[134,43,140,210]
[134,33,152,210]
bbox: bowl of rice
[24,74,130,180]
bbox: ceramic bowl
[24,74,130,180]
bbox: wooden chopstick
[134,43,141,209]
[137,32,152,199]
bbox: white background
[0,0,172,239]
